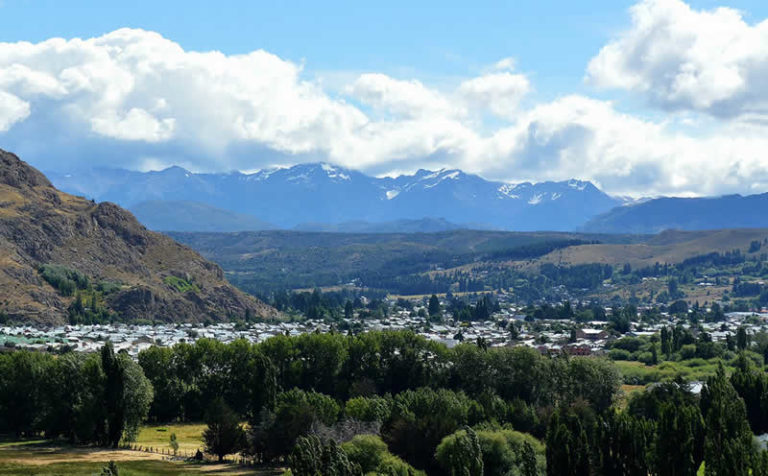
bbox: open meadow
[0,426,283,476]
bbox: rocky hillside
[0,148,277,325]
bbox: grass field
[0,425,283,476]
[616,358,726,385]
[135,424,207,454]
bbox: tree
[342,434,425,476]
[102,342,126,448]
[169,433,179,456]
[203,398,245,462]
[383,388,481,473]
[737,327,749,351]
[289,435,361,476]
[521,441,538,476]
[434,427,483,476]
[655,401,704,476]
[546,407,590,476]
[594,411,654,476]
[100,461,119,476]
[701,365,754,476]
[250,389,340,462]
[428,295,442,320]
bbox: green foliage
[545,406,591,476]
[382,387,482,473]
[162,275,200,293]
[39,264,89,296]
[439,427,545,476]
[344,395,391,423]
[169,432,179,455]
[202,397,245,462]
[250,389,340,462]
[289,435,361,476]
[434,427,483,476]
[701,365,754,476]
[100,461,119,476]
[0,344,151,445]
[342,434,424,476]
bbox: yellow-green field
[134,424,207,455]
[0,425,282,476]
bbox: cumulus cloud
[0,91,28,131]
[587,0,768,118]
[457,72,530,119]
[346,73,460,119]
[0,23,766,197]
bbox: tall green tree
[546,407,590,476]
[102,342,126,448]
[701,365,754,476]
[434,427,484,476]
[202,397,245,462]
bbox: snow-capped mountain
[46,163,622,231]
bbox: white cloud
[346,73,460,119]
[0,91,28,131]
[458,72,530,119]
[587,0,768,118]
[0,24,766,197]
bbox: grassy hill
[0,149,276,325]
[536,228,768,268]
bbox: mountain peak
[0,148,53,189]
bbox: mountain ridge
[47,163,623,232]
[583,193,768,234]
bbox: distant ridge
[583,193,768,234]
[130,200,274,232]
[47,164,622,232]
[293,217,469,233]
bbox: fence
[121,443,251,465]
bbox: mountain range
[582,194,768,234]
[0,148,276,324]
[47,164,623,232]
[46,163,768,234]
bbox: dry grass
[0,439,283,476]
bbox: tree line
[3,330,768,474]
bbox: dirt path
[0,445,167,465]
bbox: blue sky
[0,0,767,196]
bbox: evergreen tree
[655,401,704,476]
[595,411,654,476]
[546,407,590,476]
[101,342,126,448]
[203,397,245,462]
[428,295,442,320]
[701,365,754,476]
[521,441,538,476]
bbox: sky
[1,0,768,197]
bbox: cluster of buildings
[1,305,767,358]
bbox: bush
[39,264,89,296]
[609,349,633,361]
[342,434,425,476]
[679,344,697,360]
[345,396,391,423]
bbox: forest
[2,331,768,475]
